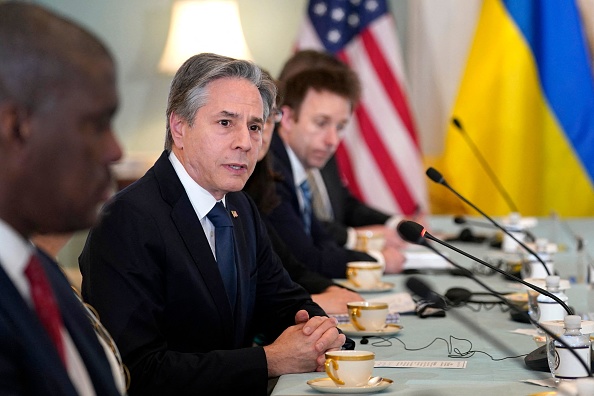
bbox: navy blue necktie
[300,180,313,235]
[207,202,237,307]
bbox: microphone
[404,273,591,377]
[397,221,571,315]
[426,167,550,276]
[451,118,519,213]
[405,277,447,309]
[454,215,536,242]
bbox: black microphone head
[397,220,427,245]
[451,117,463,130]
[453,216,466,224]
[426,167,445,185]
[405,277,430,297]
[406,276,446,309]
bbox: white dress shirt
[169,151,225,257]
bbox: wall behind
[31,0,471,268]
[34,0,412,159]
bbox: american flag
[295,0,427,216]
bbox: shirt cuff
[344,227,357,249]
[385,215,404,230]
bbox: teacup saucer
[336,279,395,293]
[338,323,403,337]
[307,377,393,393]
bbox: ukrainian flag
[440,0,594,217]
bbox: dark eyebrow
[219,110,239,118]
[219,110,263,125]
[251,116,264,125]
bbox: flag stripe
[344,131,399,211]
[442,0,594,216]
[342,37,426,206]
[297,0,428,215]
[352,103,417,212]
[359,28,418,146]
[503,0,594,182]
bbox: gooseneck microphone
[426,167,551,276]
[397,221,571,315]
[451,118,519,213]
[404,274,591,377]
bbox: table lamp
[158,0,252,74]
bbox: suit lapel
[36,251,119,395]
[154,152,235,330]
[0,262,77,395]
[271,131,301,211]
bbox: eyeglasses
[268,108,283,124]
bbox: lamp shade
[158,0,252,74]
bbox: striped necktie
[307,169,334,222]
[300,180,313,235]
[24,254,66,365]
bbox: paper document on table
[403,248,452,270]
[512,328,539,337]
[375,361,467,369]
[367,292,416,314]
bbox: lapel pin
[231,210,238,218]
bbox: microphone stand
[451,118,519,213]
[408,241,591,377]
[454,216,536,242]
[422,229,572,315]
[426,167,551,276]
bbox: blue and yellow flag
[440,0,594,216]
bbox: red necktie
[24,255,66,365]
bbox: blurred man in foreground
[0,2,123,394]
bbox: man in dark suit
[313,154,407,248]
[277,50,411,252]
[0,2,124,394]
[267,67,406,279]
[79,53,344,395]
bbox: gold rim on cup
[346,263,382,288]
[324,351,375,386]
[347,302,388,331]
[324,351,375,361]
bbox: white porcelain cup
[347,301,389,331]
[355,231,386,252]
[324,350,375,387]
[346,261,383,289]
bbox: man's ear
[278,105,294,134]
[0,103,29,145]
[169,112,186,149]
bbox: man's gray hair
[164,53,277,151]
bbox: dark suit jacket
[79,151,325,396]
[0,248,120,396]
[264,218,334,294]
[267,132,374,279]
[319,155,391,246]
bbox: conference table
[271,215,594,396]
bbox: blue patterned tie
[300,180,313,235]
[207,202,237,307]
